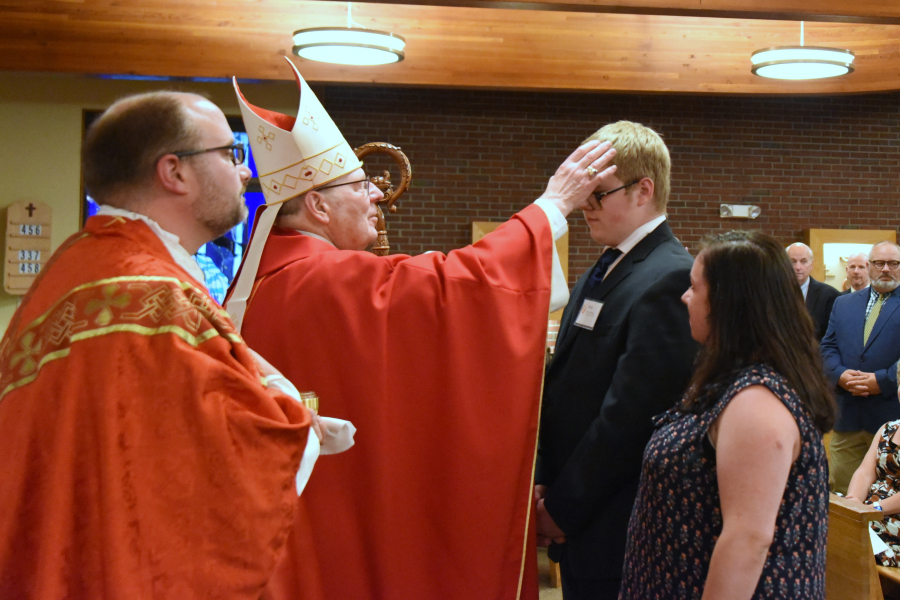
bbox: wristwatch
[873,500,884,511]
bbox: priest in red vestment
[0,91,313,599]
[229,62,617,600]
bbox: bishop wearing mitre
[228,58,616,600]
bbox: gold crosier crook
[353,143,412,256]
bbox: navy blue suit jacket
[806,277,840,342]
[537,221,699,579]
[821,288,900,433]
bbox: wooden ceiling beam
[1,1,899,93]
[351,0,900,24]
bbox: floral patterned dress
[619,364,829,599]
[866,420,900,567]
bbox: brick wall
[320,86,900,284]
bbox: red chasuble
[0,216,311,599]
[241,204,553,600]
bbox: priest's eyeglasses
[592,179,641,204]
[173,142,246,166]
[316,178,371,195]
[871,260,900,270]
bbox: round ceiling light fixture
[292,3,405,66]
[292,27,405,66]
[751,22,854,80]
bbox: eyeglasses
[173,142,246,166]
[316,177,371,195]
[592,179,641,204]
[871,260,900,270]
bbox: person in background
[0,91,313,599]
[621,230,836,600]
[535,121,698,599]
[822,241,900,494]
[787,242,840,342]
[846,362,900,566]
[842,251,870,294]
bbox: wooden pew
[827,493,900,599]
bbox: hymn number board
[5,200,52,295]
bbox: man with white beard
[822,241,900,493]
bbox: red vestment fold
[0,216,311,599]
[242,204,553,600]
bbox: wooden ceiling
[2,0,900,94]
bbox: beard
[194,167,248,239]
[872,276,900,294]
[197,196,247,239]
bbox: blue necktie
[588,248,623,286]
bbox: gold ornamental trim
[0,275,244,403]
[257,141,345,179]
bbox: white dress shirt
[602,214,668,281]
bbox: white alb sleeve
[265,372,357,493]
[533,198,570,313]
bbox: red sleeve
[245,204,553,600]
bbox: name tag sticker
[574,299,604,330]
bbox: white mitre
[227,57,362,331]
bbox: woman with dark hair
[619,230,836,600]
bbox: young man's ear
[156,155,190,195]
[634,177,656,208]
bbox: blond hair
[583,121,671,212]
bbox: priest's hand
[538,140,617,218]
[308,408,324,443]
[535,494,566,546]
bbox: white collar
[615,214,667,256]
[96,205,206,284]
[800,276,810,300]
[600,214,667,281]
[296,230,336,247]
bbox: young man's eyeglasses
[173,142,246,166]
[871,260,900,270]
[316,178,371,195]
[592,179,641,204]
